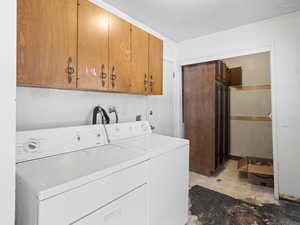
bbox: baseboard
[228,155,243,161]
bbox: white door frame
[176,44,279,199]
[146,58,177,136]
[164,58,178,137]
[2,0,16,224]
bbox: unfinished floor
[189,160,277,206]
[187,160,300,225]
[188,185,300,225]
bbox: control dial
[23,140,40,153]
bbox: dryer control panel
[106,121,152,141]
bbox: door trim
[177,44,279,200]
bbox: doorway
[184,52,276,204]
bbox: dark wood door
[183,63,216,176]
[215,81,223,166]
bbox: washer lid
[17,144,148,200]
[113,133,189,157]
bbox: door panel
[131,25,149,94]
[148,35,163,95]
[17,0,77,88]
[215,82,222,167]
[77,0,109,91]
[108,15,131,92]
[183,63,216,175]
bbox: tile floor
[188,160,277,225]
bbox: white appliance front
[16,124,149,225]
[73,185,147,225]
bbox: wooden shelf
[231,115,272,122]
[231,85,271,91]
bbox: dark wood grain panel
[183,63,216,175]
[228,67,242,86]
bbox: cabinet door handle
[144,73,148,91]
[111,66,117,88]
[149,80,154,92]
[100,64,107,87]
[66,56,76,83]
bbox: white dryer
[106,121,190,225]
[16,125,149,225]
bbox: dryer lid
[112,133,189,157]
[17,144,148,200]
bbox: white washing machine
[106,121,190,225]
[16,125,149,225]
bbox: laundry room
[2,0,300,225]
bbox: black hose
[92,106,110,124]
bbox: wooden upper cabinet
[77,0,109,91]
[17,0,163,94]
[17,0,78,88]
[148,34,163,95]
[130,25,149,94]
[108,14,131,92]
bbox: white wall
[178,11,300,198]
[1,0,16,224]
[147,60,176,136]
[17,87,148,130]
[16,0,178,132]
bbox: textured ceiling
[102,0,300,42]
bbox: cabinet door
[77,0,109,91]
[130,25,149,94]
[17,0,77,88]
[108,15,131,92]
[148,35,163,95]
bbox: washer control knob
[24,140,40,153]
[76,132,81,141]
